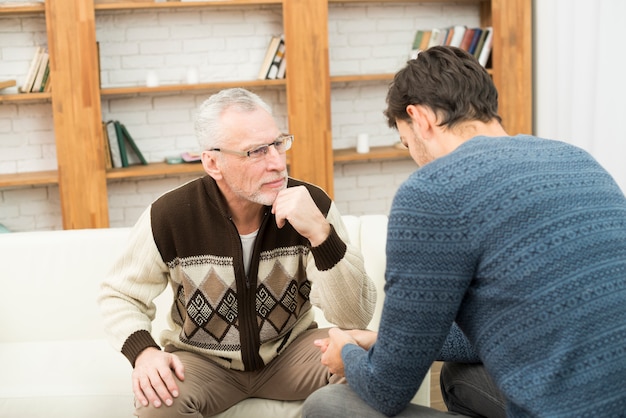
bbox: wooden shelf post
[283,0,334,197]
[45,0,109,229]
[490,0,533,135]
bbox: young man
[98,88,377,417]
[302,46,626,417]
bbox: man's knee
[440,362,506,418]
[134,395,204,418]
[302,385,351,418]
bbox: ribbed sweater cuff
[121,329,161,367]
[310,224,347,271]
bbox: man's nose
[265,144,286,169]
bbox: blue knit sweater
[342,135,626,417]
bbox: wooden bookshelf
[1,0,532,229]
[100,79,286,98]
[334,145,410,163]
[0,170,58,188]
[106,162,204,180]
[0,92,52,103]
[0,3,45,14]
[93,0,282,11]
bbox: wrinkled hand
[132,347,184,408]
[314,327,359,376]
[346,329,378,350]
[272,186,330,246]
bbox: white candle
[146,71,159,87]
[356,133,370,153]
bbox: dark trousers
[440,362,507,418]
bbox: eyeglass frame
[208,134,294,159]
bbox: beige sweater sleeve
[307,202,377,329]
[98,207,169,352]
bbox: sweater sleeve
[307,202,377,329]
[341,180,475,416]
[97,206,170,366]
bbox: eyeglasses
[209,134,294,160]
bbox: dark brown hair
[384,46,501,129]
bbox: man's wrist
[121,329,161,367]
[309,224,347,271]
[309,222,331,247]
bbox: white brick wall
[333,158,417,216]
[0,2,480,232]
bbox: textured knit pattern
[342,136,626,417]
[99,176,376,371]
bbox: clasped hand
[314,328,378,376]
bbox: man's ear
[406,104,436,140]
[201,150,223,181]
[406,105,438,140]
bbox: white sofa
[0,215,429,418]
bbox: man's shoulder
[152,176,209,206]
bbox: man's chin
[251,190,280,207]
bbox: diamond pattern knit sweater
[342,135,626,417]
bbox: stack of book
[19,46,52,93]
[410,25,493,67]
[102,120,148,169]
[257,34,286,80]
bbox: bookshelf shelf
[100,79,286,98]
[106,162,205,180]
[0,92,52,104]
[333,145,410,163]
[329,69,492,85]
[94,0,282,11]
[0,170,58,188]
[329,0,480,2]
[0,4,45,15]
[330,73,394,83]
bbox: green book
[113,121,129,167]
[117,121,148,166]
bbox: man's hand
[272,186,331,246]
[132,347,185,408]
[314,327,361,376]
[346,328,378,350]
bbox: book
[257,35,282,80]
[38,64,51,92]
[31,51,49,92]
[418,30,431,52]
[266,36,285,80]
[276,50,287,79]
[443,27,455,46]
[459,28,475,52]
[115,121,148,167]
[410,30,425,59]
[426,28,443,49]
[472,28,489,59]
[478,26,494,67]
[468,28,483,55]
[43,71,53,92]
[101,121,113,169]
[448,25,467,47]
[105,121,123,168]
[19,46,44,93]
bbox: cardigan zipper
[230,212,267,371]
